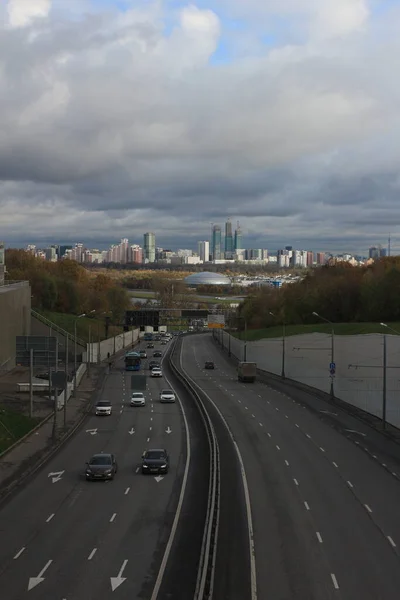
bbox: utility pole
[64,334,68,429]
[29,348,34,418]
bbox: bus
[125,351,141,371]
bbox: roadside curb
[0,365,108,506]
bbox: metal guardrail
[0,280,29,288]
[31,309,86,347]
[168,339,220,600]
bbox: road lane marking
[259,422,263,427]
[293,478,299,486]
[365,504,372,513]
[285,460,289,466]
[13,547,25,559]
[125,487,130,494]
[332,462,339,468]
[276,445,280,451]
[295,424,299,428]
[46,513,55,522]
[28,560,53,591]
[110,513,117,522]
[306,434,311,439]
[275,407,279,411]
[316,532,323,543]
[331,574,339,589]
[387,536,396,548]
[88,548,97,560]
[304,501,310,510]
[135,467,140,473]
[347,481,353,488]
[285,415,288,419]
[320,447,325,453]
[267,433,271,438]
[251,414,256,418]
[150,417,153,421]
[245,406,248,410]
[149,427,152,431]
[147,437,150,442]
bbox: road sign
[16,336,58,367]
[330,368,336,375]
[330,362,336,370]
[51,371,67,388]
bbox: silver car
[95,400,112,416]
[160,389,176,403]
[131,392,145,407]
[151,368,163,378]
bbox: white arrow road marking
[28,560,52,591]
[110,560,128,591]
[128,428,135,435]
[154,476,164,483]
[48,470,65,483]
[345,429,367,436]
[165,426,172,434]
[85,429,98,435]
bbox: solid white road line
[316,532,323,543]
[88,548,97,560]
[110,513,117,522]
[13,547,25,559]
[331,573,339,589]
[150,352,191,600]
[46,513,55,523]
[125,487,130,494]
[387,536,396,548]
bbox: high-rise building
[143,232,156,263]
[369,245,386,260]
[316,252,326,265]
[234,222,242,251]
[198,241,210,262]
[211,225,222,260]
[225,219,233,258]
[307,251,314,267]
[130,244,143,264]
[45,246,57,262]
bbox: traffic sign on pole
[330,368,336,375]
[330,362,336,370]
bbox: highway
[181,332,400,600]
[0,339,209,599]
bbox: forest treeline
[239,258,400,328]
[5,250,130,321]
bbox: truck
[237,362,257,383]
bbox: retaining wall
[84,328,139,363]
[219,330,400,429]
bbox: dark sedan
[149,360,160,370]
[85,453,118,481]
[204,361,215,369]
[141,449,169,475]
[153,351,162,358]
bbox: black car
[153,351,162,358]
[147,343,154,348]
[141,449,169,474]
[85,453,118,480]
[149,360,160,370]
[204,361,215,369]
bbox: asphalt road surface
[0,340,209,600]
[181,332,400,600]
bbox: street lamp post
[243,318,247,361]
[312,311,335,397]
[73,313,86,397]
[269,311,286,378]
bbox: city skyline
[1,1,400,253]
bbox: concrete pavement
[182,333,400,600]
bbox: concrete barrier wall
[84,328,139,363]
[219,330,400,429]
[57,363,86,409]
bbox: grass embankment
[128,290,240,305]
[234,322,400,342]
[37,311,123,343]
[0,408,41,454]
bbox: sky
[1,0,400,254]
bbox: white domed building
[184,271,231,286]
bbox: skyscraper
[211,225,222,260]
[234,222,242,251]
[225,219,233,258]
[198,241,210,262]
[143,232,156,263]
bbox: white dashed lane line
[125,487,130,494]
[293,478,299,486]
[316,532,323,543]
[110,513,117,522]
[364,504,372,513]
[13,547,25,560]
[285,460,289,466]
[347,481,353,488]
[46,513,55,523]
[331,574,339,589]
[304,501,310,511]
[387,536,397,548]
[88,548,97,560]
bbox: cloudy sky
[1,0,400,254]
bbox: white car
[95,400,112,416]
[131,392,145,407]
[160,389,176,403]
[151,367,163,378]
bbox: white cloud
[7,0,51,28]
